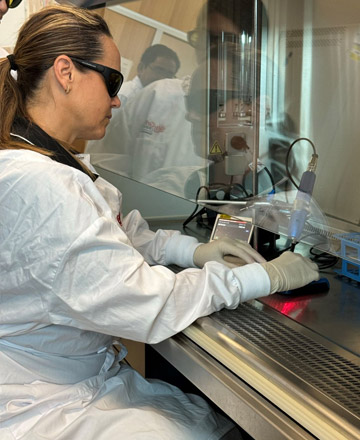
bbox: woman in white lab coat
[0,5,319,439]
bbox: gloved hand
[261,251,319,294]
[193,237,266,268]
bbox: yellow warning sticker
[210,141,222,155]
[350,51,360,61]
[350,32,360,61]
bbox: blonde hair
[0,4,111,164]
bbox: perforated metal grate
[213,303,360,415]
[281,26,345,49]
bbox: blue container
[334,233,360,282]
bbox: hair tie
[7,54,18,71]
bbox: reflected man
[119,44,180,106]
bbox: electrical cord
[285,137,317,189]
[182,163,277,228]
[243,164,277,195]
[309,247,339,270]
[262,166,276,193]
[183,167,276,229]
[229,182,251,199]
[285,138,318,253]
[183,186,210,228]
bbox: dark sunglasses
[70,57,123,98]
[6,0,23,8]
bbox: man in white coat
[119,44,180,106]
[86,76,206,199]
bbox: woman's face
[71,35,121,141]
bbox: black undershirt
[10,116,97,181]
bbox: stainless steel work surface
[259,274,360,357]
[153,332,316,440]
[182,307,360,439]
[149,219,360,438]
[182,278,360,439]
[211,301,360,414]
[187,298,360,436]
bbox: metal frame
[152,333,315,440]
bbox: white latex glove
[261,251,319,294]
[193,237,266,268]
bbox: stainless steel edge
[151,333,315,440]
[188,313,360,439]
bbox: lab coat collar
[10,116,97,181]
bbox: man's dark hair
[207,0,255,36]
[140,44,180,71]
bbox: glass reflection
[87,0,360,262]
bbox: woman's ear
[53,55,74,94]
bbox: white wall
[0,2,26,50]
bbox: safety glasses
[70,57,123,98]
[6,0,23,8]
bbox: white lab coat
[0,148,270,439]
[118,75,143,107]
[86,78,206,199]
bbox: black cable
[229,182,251,199]
[285,137,317,189]
[182,163,277,228]
[183,186,210,228]
[262,166,276,193]
[309,247,339,270]
[280,244,293,253]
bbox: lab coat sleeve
[2,153,270,344]
[122,209,200,268]
[50,216,270,343]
